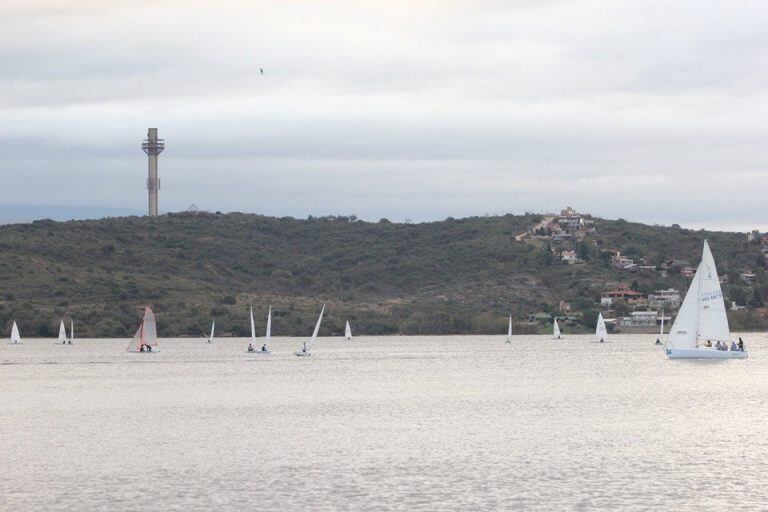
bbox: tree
[749,288,764,308]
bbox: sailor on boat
[301,342,308,354]
[739,338,745,351]
[655,338,661,345]
[599,338,604,343]
[261,343,268,352]
[247,343,255,353]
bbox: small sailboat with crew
[505,315,512,344]
[246,307,271,354]
[208,319,215,343]
[295,305,325,357]
[655,310,664,345]
[593,312,608,343]
[665,240,747,359]
[127,306,158,353]
[344,320,352,341]
[57,320,68,344]
[553,318,562,340]
[8,321,21,344]
[69,319,74,344]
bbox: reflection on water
[1,334,766,511]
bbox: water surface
[1,334,766,511]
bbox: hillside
[0,212,766,337]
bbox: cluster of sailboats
[509,240,749,359]
[3,241,751,360]
[123,303,342,357]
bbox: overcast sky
[1,1,767,230]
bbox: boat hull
[246,350,271,355]
[666,348,747,359]
[294,351,311,357]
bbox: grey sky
[1,1,767,229]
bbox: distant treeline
[0,212,767,337]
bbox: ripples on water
[1,335,767,511]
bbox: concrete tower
[141,128,165,216]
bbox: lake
[1,334,766,511]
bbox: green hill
[0,212,766,337]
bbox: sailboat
[246,307,261,353]
[58,320,67,344]
[665,240,747,359]
[594,312,608,343]
[344,320,352,341]
[208,319,215,343]
[248,307,272,354]
[127,306,158,352]
[295,305,325,357]
[69,319,74,344]
[505,315,512,344]
[553,318,562,340]
[9,321,21,344]
[655,310,664,345]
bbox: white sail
[345,320,352,341]
[697,240,730,342]
[208,319,215,343]
[127,306,158,352]
[265,307,272,349]
[506,315,512,343]
[70,319,74,342]
[307,304,325,351]
[668,240,730,349]
[595,312,608,342]
[58,320,67,343]
[10,321,21,344]
[250,307,256,344]
[668,266,700,350]
[553,318,561,339]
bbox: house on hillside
[601,284,645,306]
[558,207,584,232]
[618,311,659,328]
[611,252,635,269]
[740,272,756,283]
[680,267,696,278]
[648,288,681,309]
[561,250,580,264]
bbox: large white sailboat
[295,305,325,357]
[665,240,747,359]
[553,318,562,340]
[505,315,512,344]
[344,320,352,341]
[594,312,608,343]
[127,306,158,352]
[9,321,21,344]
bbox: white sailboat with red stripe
[127,306,159,353]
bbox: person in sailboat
[704,340,712,347]
[301,341,308,354]
[738,338,745,351]
[261,343,268,352]
[599,338,604,343]
[247,343,255,352]
[655,338,661,345]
